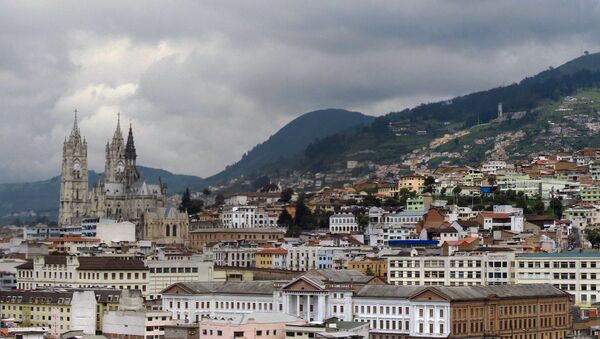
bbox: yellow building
[255,248,288,269]
[347,257,387,278]
[16,255,149,294]
[376,184,396,198]
[143,206,189,245]
[397,175,425,192]
[0,289,122,338]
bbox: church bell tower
[58,110,89,225]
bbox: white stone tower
[59,110,89,225]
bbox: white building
[145,255,215,299]
[387,252,515,286]
[80,217,116,237]
[329,213,359,234]
[514,252,600,306]
[481,160,511,175]
[161,269,564,339]
[283,245,334,271]
[221,205,278,228]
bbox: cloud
[1,1,600,183]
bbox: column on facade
[296,294,301,318]
[317,294,325,322]
[307,294,311,320]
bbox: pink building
[199,312,305,339]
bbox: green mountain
[204,108,374,184]
[0,166,204,224]
[297,52,600,172]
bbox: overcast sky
[1,1,600,183]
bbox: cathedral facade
[59,112,167,225]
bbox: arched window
[173,225,177,237]
[166,225,170,237]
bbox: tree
[383,197,402,207]
[293,198,314,230]
[179,187,203,214]
[215,194,225,206]
[277,209,293,227]
[357,214,369,230]
[451,186,461,203]
[279,188,294,203]
[440,187,447,197]
[532,199,545,215]
[587,228,600,248]
[452,186,462,196]
[361,194,381,207]
[179,188,191,212]
[202,188,211,195]
[547,197,563,219]
[365,266,375,276]
[424,176,436,187]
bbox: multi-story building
[347,257,387,278]
[255,248,288,269]
[102,289,175,339]
[329,213,359,234]
[564,205,600,230]
[211,242,259,268]
[145,255,215,300]
[590,162,600,180]
[200,313,305,339]
[387,252,515,286]
[188,227,285,250]
[397,175,425,193]
[581,186,600,204]
[142,205,189,245]
[514,252,600,306]
[0,289,123,338]
[221,205,278,228]
[284,245,334,271]
[80,217,115,237]
[475,212,524,233]
[162,281,279,323]
[16,255,149,293]
[23,225,81,241]
[161,270,571,339]
[16,254,218,300]
[481,160,509,174]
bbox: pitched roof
[356,285,426,298]
[77,257,147,270]
[163,281,281,295]
[434,284,567,301]
[355,284,567,301]
[303,269,373,284]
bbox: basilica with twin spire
[58,111,167,225]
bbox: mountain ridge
[203,108,375,184]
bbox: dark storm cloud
[1,1,600,183]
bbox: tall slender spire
[125,122,137,160]
[70,109,81,140]
[112,112,123,142]
[73,109,78,131]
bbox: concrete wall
[70,291,97,335]
[97,221,136,243]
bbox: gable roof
[162,281,281,295]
